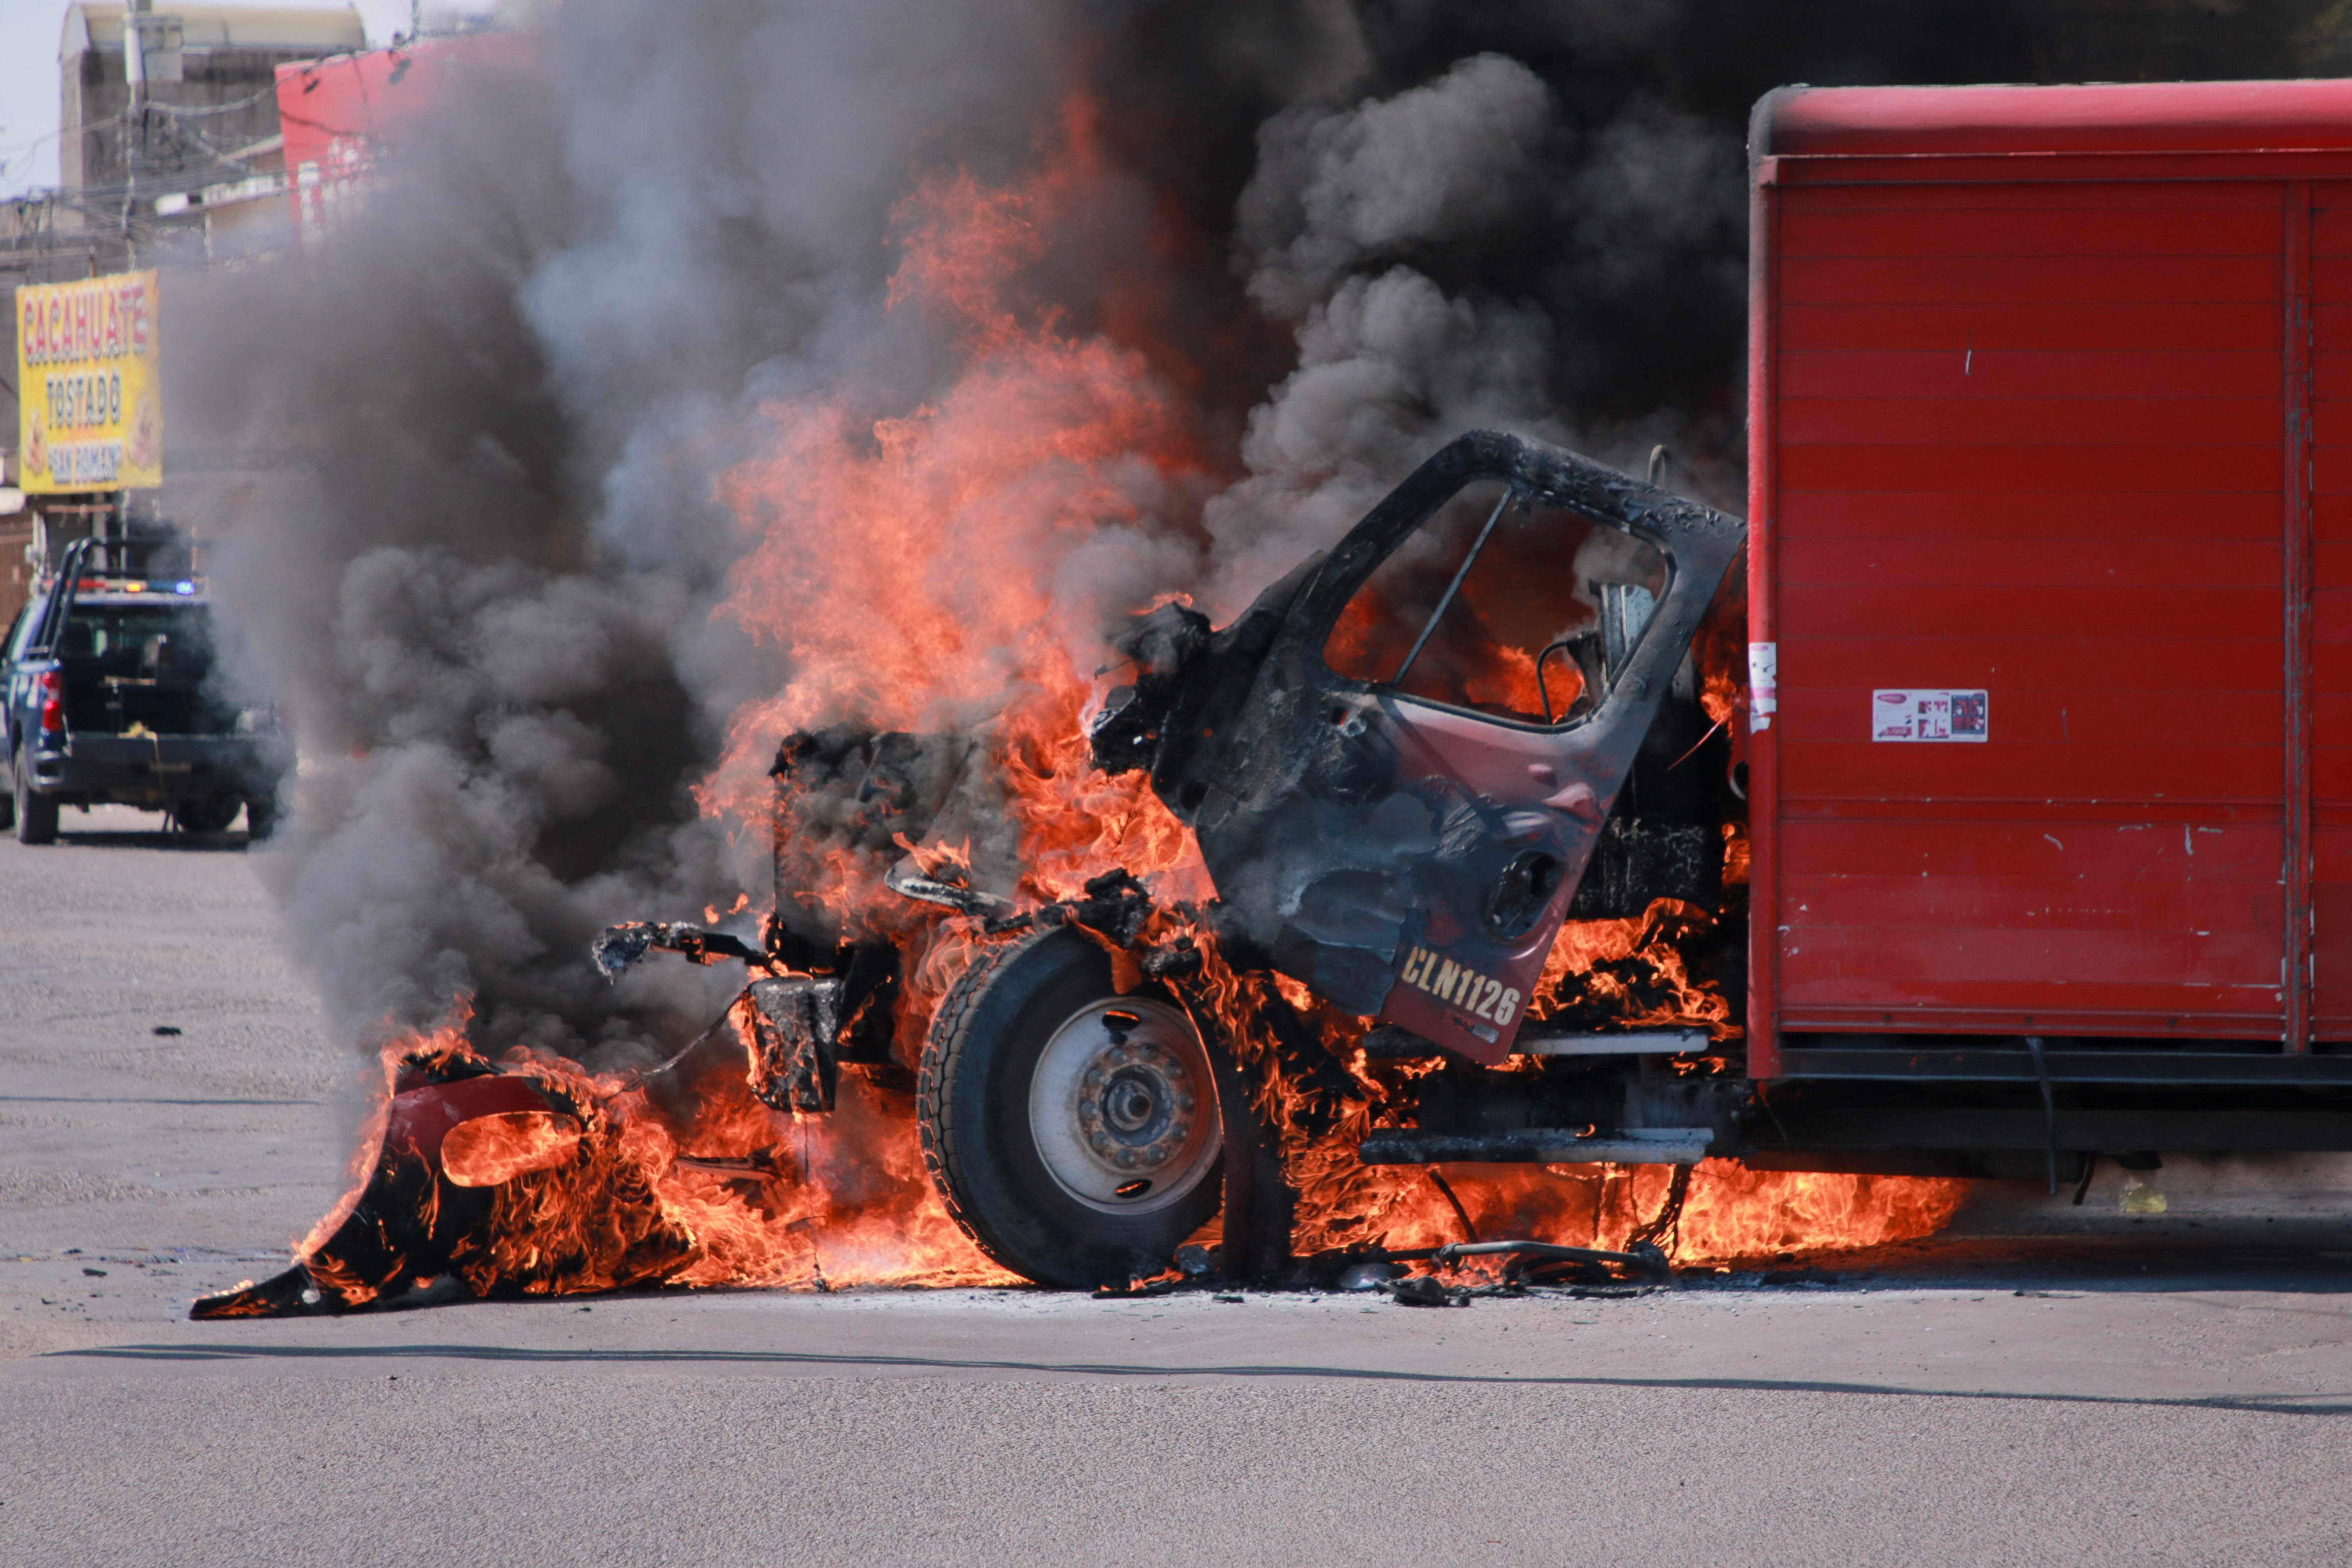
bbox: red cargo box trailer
[1746,81,2352,1134]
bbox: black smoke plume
[161,0,2352,1063]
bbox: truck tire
[244,793,280,842]
[174,794,242,834]
[919,928,1225,1288]
[13,758,56,845]
[0,755,12,832]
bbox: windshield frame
[1315,472,1676,736]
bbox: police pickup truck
[1,537,283,845]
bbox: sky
[0,0,432,201]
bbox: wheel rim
[1026,995,1219,1216]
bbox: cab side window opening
[1323,479,1670,727]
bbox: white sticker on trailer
[1746,642,1776,732]
[1872,689,1988,742]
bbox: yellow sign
[15,270,161,492]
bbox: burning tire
[920,928,1223,1288]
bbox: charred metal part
[735,940,905,1112]
[1393,487,1514,687]
[1087,600,1214,776]
[1425,1168,1479,1243]
[674,1147,794,1177]
[1400,1053,1624,1139]
[1089,556,1322,821]
[1356,1127,1714,1164]
[1564,818,1722,920]
[592,921,767,980]
[1624,1162,1695,1252]
[1147,965,1296,1283]
[1388,1274,1470,1306]
[884,856,1015,918]
[1538,946,1723,1036]
[1138,933,1203,981]
[744,976,844,1112]
[1432,1238,1671,1285]
[1044,867,1156,948]
[1096,431,1744,1065]
[190,1263,330,1318]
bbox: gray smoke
[1199,52,1741,615]
[166,0,1099,1060]
[159,0,1757,1065]
[156,0,2352,1069]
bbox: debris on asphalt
[1337,1260,1404,1292]
[1388,1276,1469,1307]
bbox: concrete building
[58,4,364,202]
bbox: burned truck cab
[1096,430,1745,1064]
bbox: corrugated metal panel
[2305,188,2352,1033]
[1764,171,2292,1042]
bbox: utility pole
[121,0,147,266]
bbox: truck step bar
[1358,1127,1714,1165]
[1360,1025,1709,1059]
[1516,1027,1708,1057]
[1778,1047,2352,1086]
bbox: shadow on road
[27,826,253,853]
[51,1339,2352,1416]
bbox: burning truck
[202,78,2352,1314]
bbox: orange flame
[283,94,1964,1304]
[440,1111,584,1187]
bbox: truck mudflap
[1093,431,1745,1063]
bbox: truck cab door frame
[1183,431,1745,1063]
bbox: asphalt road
[4,806,2352,1567]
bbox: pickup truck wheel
[174,794,242,834]
[919,928,1224,1288]
[13,758,57,845]
[244,794,280,841]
